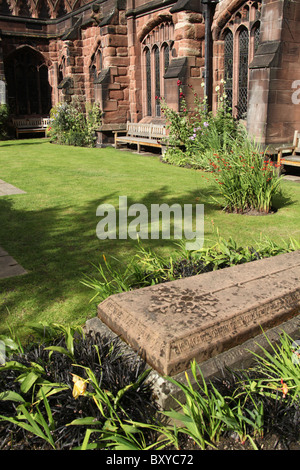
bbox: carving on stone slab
[148,284,218,318]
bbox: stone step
[97,251,300,377]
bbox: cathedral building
[0,0,299,147]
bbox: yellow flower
[71,374,88,399]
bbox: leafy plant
[0,324,157,450]
[48,101,102,147]
[208,130,283,213]
[160,81,283,214]
[82,235,300,302]
[161,81,240,169]
[164,361,226,449]
[0,104,10,140]
[243,331,300,402]
[0,390,57,449]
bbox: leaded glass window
[221,1,261,120]
[154,47,161,116]
[141,20,174,118]
[164,44,170,73]
[254,26,260,52]
[145,48,152,116]
[238,29,249,119]
[224,30,233,110]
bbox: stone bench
[114,121,167,153]
[12,117,50,138]
[96,251,300,378]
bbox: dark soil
[1,330,299,452]
[180,433,300,451]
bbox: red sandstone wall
[247,0,300,145]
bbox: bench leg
[137,143,141,153]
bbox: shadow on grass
[272,185,298,210]
[0,185,217,337]
[0,138,49,147]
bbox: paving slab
[0,248,27,279]
[283,175,300,183]
[0,179,26,196]
[0,180,27,279]
[97,251,300,377]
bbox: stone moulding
[97,250,300,376]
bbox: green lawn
[0,138,299,339]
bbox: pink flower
[177,80,182,86]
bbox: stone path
[283,174,300,183]
[0,246,27,279]
[0,179,27,279]
[0,179,26,196]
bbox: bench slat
[277,130,300,168]
[115,121,167,153]
[12,117,50,138]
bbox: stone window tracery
[141,20,174,118]
[220,1,261,119]
[58,56,66,84]
[90,48,102,80]
[89,45,102,102]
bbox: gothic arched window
[145,47,152,116]
[254,24,260,52]
[224,30,233,110]
[163,43,170,73]
[154,46,161,116]
[4,47,51,115]
[220,1,261,119]
[238,28,249,119]
[141,20,174,118]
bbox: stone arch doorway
[4,46,52,116]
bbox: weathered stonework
[0,0,299,145]
[97,251,300,376]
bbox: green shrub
[161,81,240,169]
[209,131,283,213]
[48,101,102,147]
[161,82,282,214]
[81,235,300,302]
[0,104,9,140]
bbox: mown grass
[0,138,299,340]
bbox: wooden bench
[277,130,300,168]
[12,117,50,138]
[114,122,167,153]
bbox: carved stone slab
[97,251,300,376]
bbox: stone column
[247,0,300,146]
